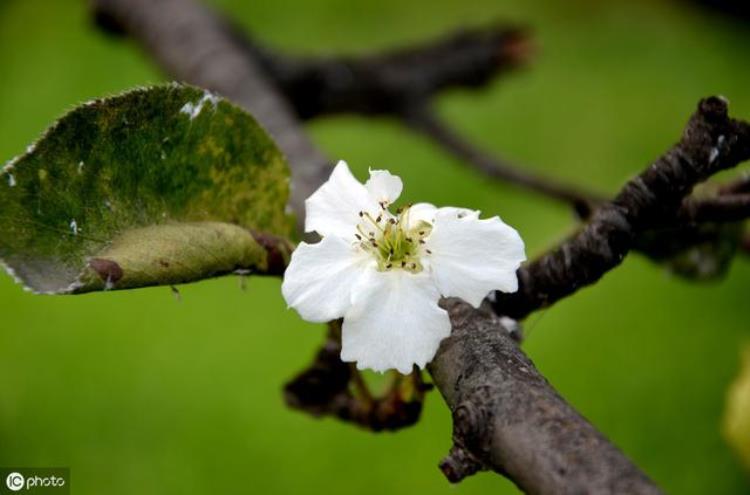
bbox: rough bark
[493,97,750,319]
[430,299,661,494]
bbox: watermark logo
[0,469,68,494]
[5,473,23,492]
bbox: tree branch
[242,24,534,119]
[493,97,750,319]
[681,193,750,222]
[430,299,661,494]
[241,21,607,212]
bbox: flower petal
[426,208,526,307]
[365,169,403,205]
[341,268,451,374]
[282,235,372,323]
[405,202,437,230]
[305,160,379,238]
[405,203,478,230]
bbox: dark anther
[355,234,362,240]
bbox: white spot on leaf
[180,91,221,120]
[78,161,85,174]
[70,219,79,235]
[7,174,15,187]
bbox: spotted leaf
[0,84,293,294]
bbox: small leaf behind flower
[0,84,293,294]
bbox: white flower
[282,161,526,374]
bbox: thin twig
[718,174,750,194]
[404,105,604,214]
[680,193,750,222]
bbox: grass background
[1,0,749,493]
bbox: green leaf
[0,84,294,294]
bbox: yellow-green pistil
[355,205,431,273]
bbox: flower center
[355,205,431,273]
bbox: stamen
[363,212,385,233]
[355,202,427,274]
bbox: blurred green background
[1,0,749,493]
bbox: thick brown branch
[493,97,750,319]
[430,299,661,494]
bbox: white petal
[282,235,372,323]
[426,208,526,308]
[305,160,379,238]
[437,206,480,220]
[405,203,478,230]
[365,169,403,205]
[405,202,437,230]
[341,268,451,374]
